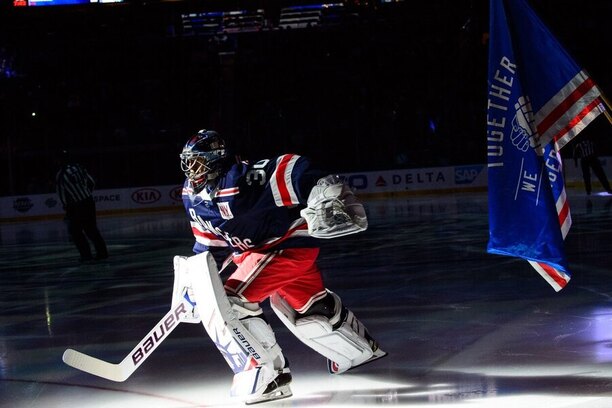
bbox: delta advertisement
[1,159,609,222]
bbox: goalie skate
[327,339,387,374]
[326,305,387,374]
[184,252,292,403]
[245,366,293,405]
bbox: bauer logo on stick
[131,302,188,365]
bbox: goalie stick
[63,257,234,382]
[62,297,191,382]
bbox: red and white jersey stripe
[216,187,239,197]
[270,154,301,207]
[190,221,228,247]
[255,218,310,252]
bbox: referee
[573,138,612,195]
[56,150,108,262]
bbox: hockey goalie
[173,129,386,404]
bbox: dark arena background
[1,0,611,195]
[2,1,612,407]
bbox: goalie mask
[180,129,228,190]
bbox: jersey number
[246,159,269,186]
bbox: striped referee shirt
[573,139,596,159]
[56,164,95,206]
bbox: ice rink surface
[2,190,612,408]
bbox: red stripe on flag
[275,155,293,206]
[538,262,569,288]
[537,77,596,136]
[557,199,570,228]
[552,98,602,144]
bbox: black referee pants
[65,197,108,260]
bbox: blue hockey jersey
[182,154,322,256]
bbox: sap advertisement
[1,159,609,222]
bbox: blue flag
[487,0,605,291]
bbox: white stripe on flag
[536,71,591,121]
[554,103,605,150]
[535,70,602,148]
[555,187,571,239]
[528,260,571,292]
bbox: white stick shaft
[62,298,191,382]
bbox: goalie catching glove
[300,175,367,239]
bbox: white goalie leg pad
[171,255,200,324]
[229,298,286,373]
[184,252,283,401]
[270,291,375,374]
[300,175,368,239]
[229,298,291,403]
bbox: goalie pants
[224,248,326,314]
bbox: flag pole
[599,89,612,125]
